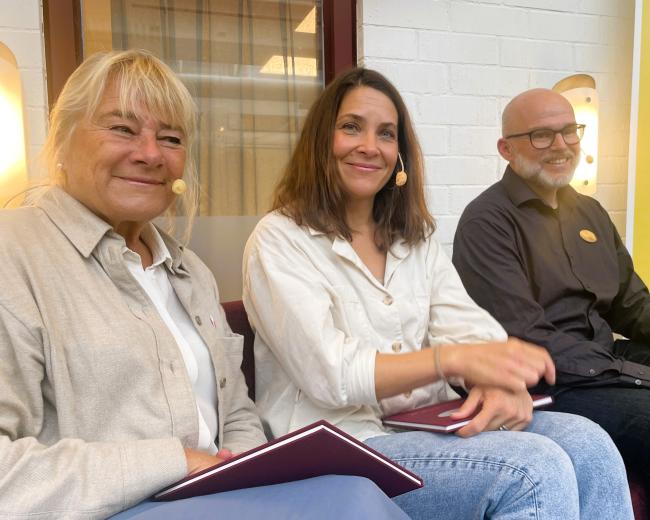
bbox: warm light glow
[295,7,316,34]
[553,75,598,196]
[260,55,317,77]
[563,88,599,195]
[0,43,28,206]
[0,90,26,175]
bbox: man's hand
[184,448,235,476]
[451,386,534,438]
[440,337,556,392]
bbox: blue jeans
[110,475,409,519]
[366,411,633,520]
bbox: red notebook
[382,394,553,433]
[154,419,423,501]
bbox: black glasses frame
[505,123,586,150]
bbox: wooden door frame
[42,0,357,109]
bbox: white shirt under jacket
[243,211,508,441]
[124,225,219,454]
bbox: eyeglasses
[505,123,585,150]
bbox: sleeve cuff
[344,344,378,406]
[119,437,188,508]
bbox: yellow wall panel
[635,2,650,280]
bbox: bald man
[452,88,650,485]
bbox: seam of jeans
[393,456,541,518]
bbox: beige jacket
[0,188,265,519]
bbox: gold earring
[395,153,407,187]
[171,179,187,195]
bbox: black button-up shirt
[452,167,650,388]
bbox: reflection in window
[81,0,324,216]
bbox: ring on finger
[498,425,509,431]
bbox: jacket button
[219,377,227,388]
[383,295,394,305]
[195,315,202,326]
[588,368,596,376]
[391,341,402,353]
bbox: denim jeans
[110,475,409,519]
[550,340,650,491]
[366,411,632,520]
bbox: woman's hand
[184,448,234,475]
[375,337,554,400]
[452,386,534,437]
[440,337,555,392]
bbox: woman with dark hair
[243,68,633,519]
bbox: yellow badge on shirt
[579,229,597,243]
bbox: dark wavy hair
[271,67,434,249]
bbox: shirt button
[383,295,394,306]
[588,368,596,376]
[219,377,227,388]
[635,379,642,386]
[391,341,402,353]
[195,315,203,326]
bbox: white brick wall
[359,0,635,247]
[0,0,48,179]
[1,1,633,246]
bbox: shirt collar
[308,224,410,258]
[501,165,578,210]
[37,186,188,272]
[130,224,173,269]
[37,186,113,258]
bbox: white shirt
[243,212,508,441]
[124,225,219,454]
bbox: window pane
[80,0,324,216]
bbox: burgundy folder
[382,395,553,433]
[154,419,423,501]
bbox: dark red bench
[222,300,647,518]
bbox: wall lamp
[552,74,598,195]
[0,42,28,207]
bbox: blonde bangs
[41,49,199,242]
[110,55,196,142]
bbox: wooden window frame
[43,0,356,109]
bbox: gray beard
[512,152,579,190]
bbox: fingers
[509,338,556,385]
[215,448,234,461]
[184,448,225,475]
[444,339,556,392]
[456,388,533,438]
[450,387,482,419]
[542,351,556,385]
[456,407,491,437]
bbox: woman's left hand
[451,386,533,438]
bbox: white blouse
[243,212,507,441]
[124,225,219,454]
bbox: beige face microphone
[395,153,408,187]
[171,179,187,195]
